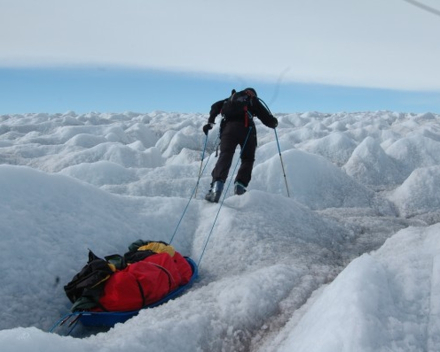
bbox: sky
[1,0,440,114]
[1,110,440,351]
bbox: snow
[0,110,439,351]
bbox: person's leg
[235,130,256,187]
[206,124,240,202]
[210,136,236,183]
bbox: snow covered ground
[0,110,439,352]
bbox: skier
[202,88,278,203]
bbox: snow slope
[0,110,439,351]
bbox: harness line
[169,134,217,245]
[197,125,253,267]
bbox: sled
[50,257,198,334]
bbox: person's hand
[203,123,213,135]
[271,117,278,128]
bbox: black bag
[124,249,156,264]
[221,90,253,120]
[64,250,114,304]
[124,239,168,264]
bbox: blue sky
[1,67,439,115]
[1,0,440,115]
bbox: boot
[234,182,246,195]
[205,180,224,203]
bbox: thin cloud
[0,1,439,91]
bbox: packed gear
[51,240,198,333]
[64,240,193,313]
[64,250,115,307]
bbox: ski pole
[256,97,290,197]
[194,133,209,197]
[274,128,291,197]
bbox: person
[202,88,278,203]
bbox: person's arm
[250,98,278,128]
[208,99,226,124]
[203,99,227,135]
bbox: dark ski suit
[206,90,278,188]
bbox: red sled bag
[64,240,194,313]
[98,252,181,312]
[172,251,193,285]
[55,242,199,332]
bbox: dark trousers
[211,121,257,187]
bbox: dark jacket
[208,95,277,128]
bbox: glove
[271,117,278,129]
[203,123,213,135]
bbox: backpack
[221,89,253,121]
[64,250,115,304]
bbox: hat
[244,88,257,97]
